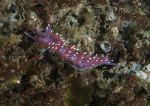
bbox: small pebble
[100,41,111,53]
[146,64,150,72]
[131,63,141,72]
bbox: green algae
[65,75,93,106]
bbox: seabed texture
[1,0,150,106]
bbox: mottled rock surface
[0,0,150,106]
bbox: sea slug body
[25,24,115,70]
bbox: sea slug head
[24,24,65,46]
[24,25,53,44]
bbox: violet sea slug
[25,24,115,70]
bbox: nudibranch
[25,24,115,70]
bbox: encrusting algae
[0,0,150,106]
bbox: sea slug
[25,24,115,70]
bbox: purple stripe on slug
[25,24,116,70]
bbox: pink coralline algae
[25,24,115,70]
